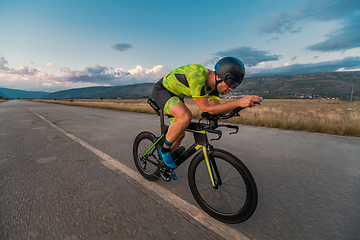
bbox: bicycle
[133,99,258,223]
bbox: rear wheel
[133,131,161,181]
[188,149,258,223]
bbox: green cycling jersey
[162,64,219,100]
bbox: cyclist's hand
[237,95,260,108]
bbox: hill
[43,83,155,99]
[44,86,112,99]
[234,71,359,99]
[45,71,359,100]
[1,71,359,100]
[0,88,49,99]
[0,91,7,99]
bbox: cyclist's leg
[153,81,190,150]
[158,100,191,169]
[170,130,185,151]
[165,101,192,145]
[153,81,190,169]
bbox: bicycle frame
[143,107,220,187]
[138,99,258,223]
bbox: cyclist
[152,57,260,171]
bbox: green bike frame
[143,107,220,187]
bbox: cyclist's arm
[194,95,260,115]
[209,98,220,105]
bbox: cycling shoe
[158,148,178,169]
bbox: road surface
[1,100,359,239]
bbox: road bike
[133,99,258,223]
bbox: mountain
[1,71,359,100]
[43,83,155,99]
[233,71,359,99]
[43,86,112,99]
[45,72,357,100]
[0,88,50,99]
[0,91,8,98]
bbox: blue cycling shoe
[172,170,178,180]
[158,147,178,169]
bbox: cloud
[266,37,280,43]
[57,64,169,85]
[261,0,358,34]
[292,0,358,22]
[0,57,55,91]
[306,15,360,52]
[246,56,360,77]
[0,56,170,91]
[260,11,295,34]
[58,74,113,84]
[111,43,133,52]
[0,57,38,76]
[0,57,8,70]
[2,54,358,92]
[8,66,38,76]
[291,56,297,61]
[214,46,282,67]
[85,64,108,74]
[46,63,54,67]
[112,65,170,84]
[260,0,360,52]
[59,65,113,84]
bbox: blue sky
[0,0,359,92]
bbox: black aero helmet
[214,57,245,89]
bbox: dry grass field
[32,98,360,137]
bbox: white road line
[28,108,250,240]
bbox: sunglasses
[224,75,241,89]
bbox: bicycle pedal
[160,166,172,181]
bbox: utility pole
[350,83,354,102]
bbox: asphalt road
[1,100,359,240]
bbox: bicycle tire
[133,131,161,181]
[188,149,258,223]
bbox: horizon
[1,0,360,92]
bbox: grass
[222,99,360,137]
[30,98,360,138]
[33,99,154,114]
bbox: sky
[0,0,359,92]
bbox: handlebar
[204,123,239,141]
[201,101,261,121]
[200,107,246,140]
[201,106,245,120]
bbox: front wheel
[188,149,258,223]
[133,131,161,181]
